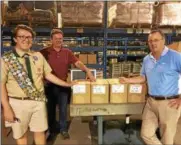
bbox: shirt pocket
[34,65,44,79]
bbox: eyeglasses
[17,36,33,40]
[148,39,163,44]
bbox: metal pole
[97,116,103,145]
[103,1,108,78]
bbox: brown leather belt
[9,96,30,100]
[149,95,180,100]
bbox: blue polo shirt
[141,46,181,97]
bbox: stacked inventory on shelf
[108,61,142,78]
[1,28,181,78]
[105,32,149,78]
[1,1,181,79]
[1,27,105,79]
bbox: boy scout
[1,24,75,145]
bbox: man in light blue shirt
[141,45,181,97]
[120,29,181,145]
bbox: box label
[112,85,124,93]
[73,85,86,94]
[93,85,105,94]
[130,85,142,93]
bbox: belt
[9,96,31,100]
[149,95,180,100]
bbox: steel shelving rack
[1,1,181,78]
[1,27,105,70]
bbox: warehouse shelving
[69,47,103,52]
[2,1,181,78]
[2,28,181,78]
[2,27,181,76]
[1,26,105,71]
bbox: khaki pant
[174,117,181,145]
[141,97,181,145]
[9,98,48,139]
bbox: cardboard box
[167,41,181,53]
[107,79,128,103]
[78,54,88,64]
[72,81,91,104]
[88,54,97,64]
[128,83,147,103]
[91,79,109,104]
[1,2,7,25]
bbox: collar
[14,48,33,57]
[48,45,62,52]
[149,46,169,60]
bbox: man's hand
[3,107,16,123]
[119,77,130,83]
[168,98,181,109]
[74,61,96,82]
[69,80,78,87]
[86,71,96,82]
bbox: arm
[1,83,10,109]
[168,52,181,109]
[120,59,146,84]
[74,61,96,81]
[40,52,75,87]
[67,50,96,82]
[1,83,15,123]
[119,75,146,84]
[1,58,16,122]
[176,53,181,73]
[45,73,74,87]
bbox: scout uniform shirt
[1,49,52,98]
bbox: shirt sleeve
[40,48,49,60]
[140,59,146,76]
[68,49,78,64]
[0,58,8,84]
[175,53,181,73]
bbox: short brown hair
[149,29,165,39]
[13,24,36,38]
[50,28,63,38]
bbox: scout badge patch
[2,51,46,102]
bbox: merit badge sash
[2,51,47,102]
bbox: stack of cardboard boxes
[77,54,97,64]
[72,79,147,104]
[167,41,181,53]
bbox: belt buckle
[22,97,24,100]
[164,96,167,100]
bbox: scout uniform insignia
[2,51,47,102]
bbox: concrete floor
[2,114,144,145]
[2,117,96,145]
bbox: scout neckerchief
[2,50,47,102]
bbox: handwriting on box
[93,85,105,94]
[73,85,86,94]
[130,85,142,93]
[112,85,124,93]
